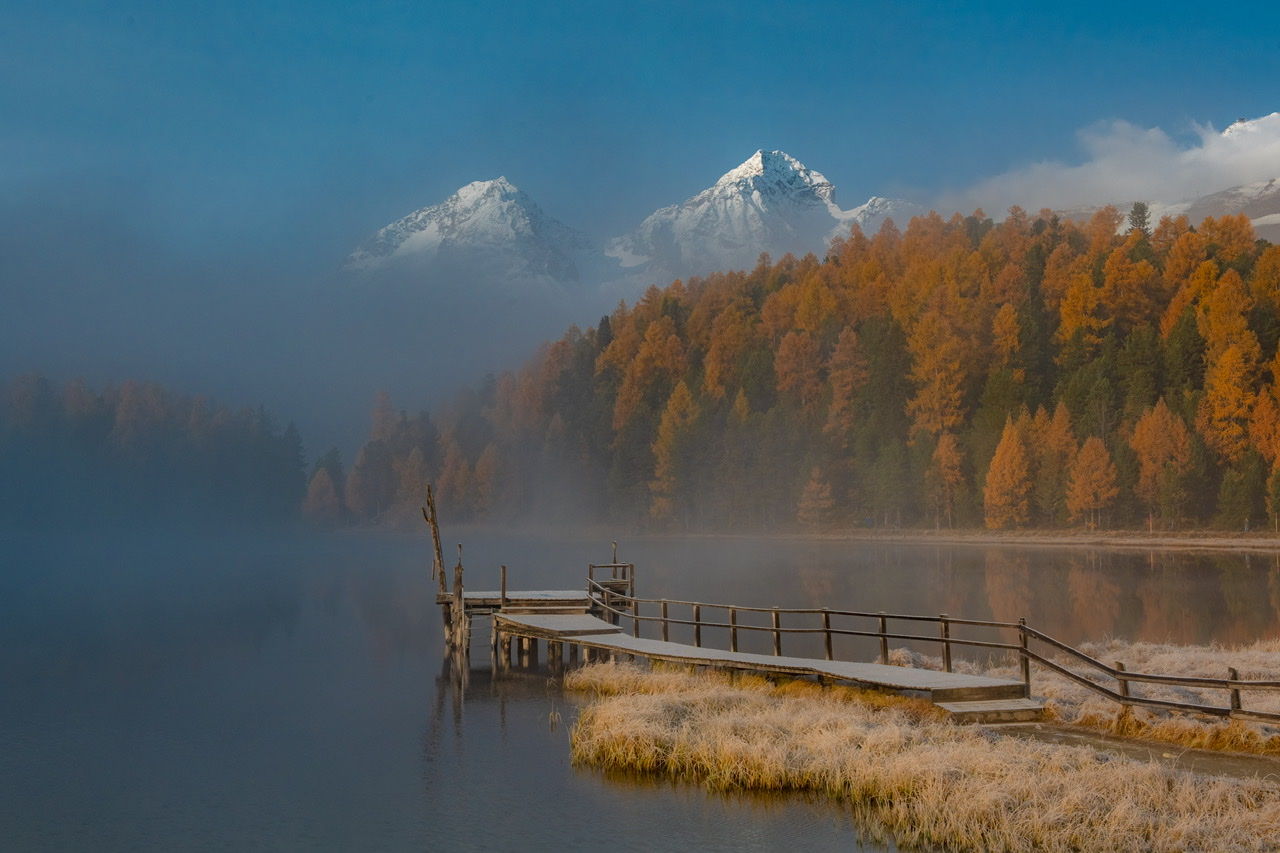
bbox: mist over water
[3,527,1277,850]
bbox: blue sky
[3,0,1280,450]
[5,0,1279,259]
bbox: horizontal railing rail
[586,578,1280,724]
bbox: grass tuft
[566,661,1280,853]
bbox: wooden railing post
[1114,661,1131,701]
[730,609,738,653]
[878,612,888,664]
[1229,667,1242,711]
[1018,618,1030,691]
[940,614,952,673]
[661,600,669,642]
[822,610,832,661]
[772,610,781,656]
[500,564,507,610]
[693,604,701,648]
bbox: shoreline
[352,518,1280,554]
[567,663,1280,852]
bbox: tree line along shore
[324,205,1280,536]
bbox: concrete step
[935,697,1047,723]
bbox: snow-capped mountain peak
[714,150,836,203]
[1221,112,1280,139]
[343,176,587,285]
[606,149,913,279]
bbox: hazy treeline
[0,373,306,530]
[338,204,1280,532]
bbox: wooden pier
[429,542,1043,722]
[423,496,1280,728]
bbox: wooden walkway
[490,610,1044,722]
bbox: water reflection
[5,529,1279,851]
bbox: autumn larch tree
[984,417,1031,529]
[649,381,699,526]
[796,467,835,531]
[302,467,342,526]
[1067,437,1120,529]
[925,432,965,529]
[1129,398,1193,528]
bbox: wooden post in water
[1018,618,1031,691]
[878,612,889,664]
[424,486,446,596]
[450,545,466,652]
[822,610,832,661]
[771,610,781,656]
[1114,661,1131,701]
[940,615,952,673]
[1229,667,1242,711]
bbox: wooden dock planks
[492,611,1040,716]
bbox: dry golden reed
[940,637,1280,757]
[566,662,1280,853]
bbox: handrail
[585,577,1280,724]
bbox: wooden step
[935,697,1046,723]
[500,605,592,615]
[931,681,1028,703]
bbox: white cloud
[942,113,1280,215]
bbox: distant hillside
[336,202,1280,533]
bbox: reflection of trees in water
[1134,551,1213,643]
[1271,557,1280,631]
[1065,552,1123,640]
[340,565,435,666]
[983,549,1033,624]
[1216,553,1278,645]
[1,546,306,690]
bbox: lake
[3,528,1278,851]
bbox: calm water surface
[3,528,1278,851]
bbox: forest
[326,203,1280,533]
[0,373,306,530]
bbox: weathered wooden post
[1229,667,1242,711]
[1018,618,1031,691]
[940,614,952,673]
[1114,661,1131,701]
[661,600,669,642]
[771,610,781,656]
[730,608,738,653]
[548,640,562,673]
[878,612,889,665]
[450,545,466,652]
[425,486,446,595]
[693,604,701,648]
[500,564,507,611]
[822,609,832,661]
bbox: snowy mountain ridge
[343,177,588,284]
[606,150,916,283]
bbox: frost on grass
[919,637,1280,756]
[566,662,1280,853]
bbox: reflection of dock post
[549,640,563,673]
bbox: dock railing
[586,578,1280,724]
